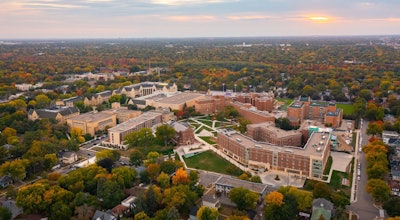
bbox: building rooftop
[215,176,270,195]
[247,122,302,139]
[156,92,204,104]
[29,106,79,118]
[219,130,329,158]
[108,112,162,133]
[289,100,303,108]
[69,111,113,122]
[103,108,141,116]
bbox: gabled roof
[92,210,117,220]
[171,121,190,132]
[311,207,331,220]
[29,106,79,119]
[312,198,334,211]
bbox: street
[348,120,380,220]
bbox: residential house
[1,200,23,219]
[0,175,13,188]
[201,194,221,209]
[214,176,270,200]
[62,152,78,164]
[92,210,117,220]
[389,180,400,196]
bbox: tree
[146,163,161,182]
[189,170,199,183]
[226,215,250,220]
[366,179,390,202]
[229,187,258,210]
[97,158,114,172]
[130,150,144,166]
[2,127,16,139]
[236,118,251,134]
[96,149,120,162]
[155,124,176,147]
[196,206,219,220]
[250,175,262,183]
[313,182,331,200]
[112,166,137,188]
[146,151,160,165]
[157,172,170,188]
[160,160,179,175]
[383,197,400,217]
[265,191,284,206]
[366,121,383,136]
[125,128,155,148]
[97,179,125,209]
[50,202,73,220]
[278,186,312,211]
[366,163,388,179]
[70,127,85,143]
[0,206,11,220]
[162,185,198,213]
[35,94,51,108]
[134,211,150,220]
[145,185,163,216]
[264,194,297,220]
[238,173,249,181]
[0,159,29,181]
[172,167,189,185]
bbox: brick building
[106,112,162,149]
[28,106,80,123]
[230,102,275,124]
[287,96,343,128]
[170,122,196,146]
[67,111,117,136]
[217,130,330,179]
[247,122,302,147]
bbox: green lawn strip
[276,98,293,110]
[329,170,349,190]
[336,103,354,115]
[197,119,213,127]
[184,150,242,176]
[199,136,216,145]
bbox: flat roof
[108,112,161,133]
[215,176,269,194]
[103,108,141,115]
[289,101,303,108]
[156,92,204,104]
[248,122,302,138]
[219,130,329,158]
[69,112,113,122]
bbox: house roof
[1,200,23,219]
[215,176,270,195]
[311,207,331,220]
[202,194,220,204]
[312,198,334,211]
[111,205,128,215]
[171,121,189,132]
[62,151,77,158]
[92,210,117,220]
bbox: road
[348,119,380,220]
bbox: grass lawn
[199,136,216,145]
[184,150,243,176]
[276,98,293,110]
[197,119,213,127]
[337,103,354,115]
[329,170,349,190]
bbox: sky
[1,0,400,39]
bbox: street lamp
[234,84,237,93]
[222,83,225,92]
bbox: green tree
[97,179,125,209]
[236,117,251,134]
[108,94,122,104]
[96,149,120,162]
[35,94,51,108]
[313,182,331,200]
[157,172,170,188]
[50,202,73,220]
[130,150,144,166]
[125,128,155,148]
[366,122,383,136]
[0,159,29,181]
[383,197,400,217]
[155,124,176,147]
[134,211,150,220]
[0,206,12,220]
[229,187,258,210]
[112,166,137,188]
[160,160,179,175]
[366,163,388,179]
[163,184,198,213]
[146,151,160,165]
[196,206,219,220]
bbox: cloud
[166,15,216,22]
[148,0,234,6]
[22,2,86,9]
[226,15,271,21]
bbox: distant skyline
[1,0,400,39]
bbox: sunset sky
[1,0,400,39]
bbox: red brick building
[217,130,331,179]
[247,122,302,147]
[170,122,196,146]
[287,96,343,128]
